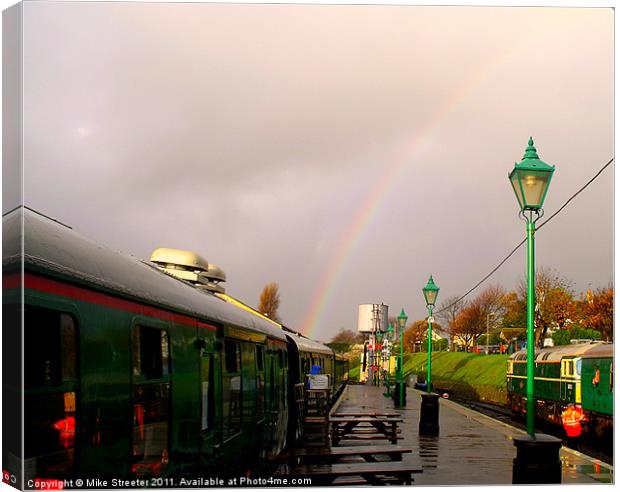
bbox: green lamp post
[422,275,439,393]
[384,322,395,396]
[396,309,408,407]
[419,275,440,436]
[508,137,554,437]
[509,138,561,484]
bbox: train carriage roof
[509,341,611,362]
[4,208,286,341]
[579,342,613,359]
[284,330,334,357]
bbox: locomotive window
[575,359,582,376]
[224,340,241,373]
[133,327,170,379]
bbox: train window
[24,306,78,477]
[279,349,286,368]
[224,340,241,373]
[223,340,242,438]
[200,355,214,431]
[575,359,582,376]
[255,346,265,418]
[256,345,264,372]
[133,327,170,379]
[25,308,77,388]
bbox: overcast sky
[15,2,613,341]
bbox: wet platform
[335,384,613,485]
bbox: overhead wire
[434,157,614,315]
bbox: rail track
[441,393,613,466]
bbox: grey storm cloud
[14,2,613,340]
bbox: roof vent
[150,248,226,292]
[195,264,226,293]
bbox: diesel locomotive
[2,207,348,485]
[506,341,613,441]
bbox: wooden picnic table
[292,445,412,464]
[330,416,403,446]
[292,461,422,485]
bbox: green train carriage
[580,343,613,440]
[507,341,612,433]
[3,208,292,486]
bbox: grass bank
[403,352,509,405]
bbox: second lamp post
[419,275,440,435]
[396,310,408,407]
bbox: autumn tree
[436,296,466,348]
[502,291,526,328]
[450,285,508,348]
[403,320,428,352]
[402,319,443,352]
[451,302,484,349]
[330,328,359,344]
[327,328,365,353]
[517,267,576,347]
[257,282,281,322]
[578,285,613,341]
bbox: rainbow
[298,17,569,338]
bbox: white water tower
[357,303,389,333]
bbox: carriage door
[197,322,220,463]
[131,324,171,478]
[24,306,79,479]
[199,348,217,457]
[265,346,279,456]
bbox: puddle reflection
[417,435,439,469]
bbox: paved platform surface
[335,384,613,485]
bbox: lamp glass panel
[510,172,525,210]
[424,290,438,306]
[517,169,551,209]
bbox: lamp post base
[392,382,407,407]
[512,433,562,484]
[419,393,440,436]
